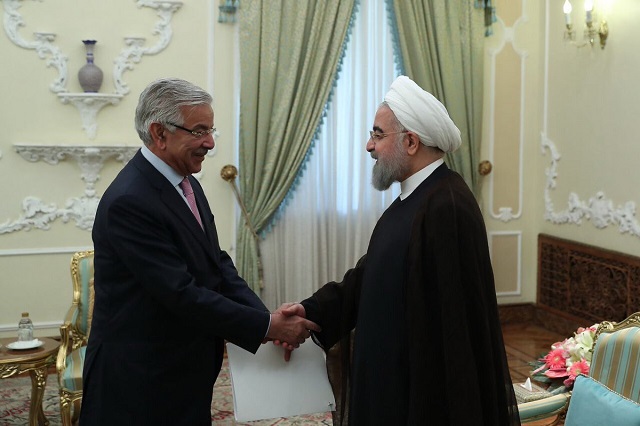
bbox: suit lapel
[160,184,214,250]
[132,152,220,264]
[189,177,223,260]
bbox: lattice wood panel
[537,234,640,325]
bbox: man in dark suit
[80,77,319,425]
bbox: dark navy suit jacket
[80,150,269,425]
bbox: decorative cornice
[0,145,138,234]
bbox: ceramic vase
[78,40,103,93]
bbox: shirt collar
[141,145,184,187]
[399,158,444,200]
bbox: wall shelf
[2,144,139,233]
[3,0,183,140]
[57,93,124,140]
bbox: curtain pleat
[260,0,400,309]
[238,0,356,292]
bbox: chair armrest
[56,323,72,379]
[63,304,79,326]
[518,392,570,423]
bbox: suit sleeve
[104,193,269,353]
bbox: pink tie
[179,177,203,229]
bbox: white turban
[383,75,461,153]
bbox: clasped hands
[265,302,319,362]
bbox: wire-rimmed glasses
[168,123,216,138]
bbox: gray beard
[371,143,409,191]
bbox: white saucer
[7,339,43,350]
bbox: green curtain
[388,0,485,195]
[237,0,356,292]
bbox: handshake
[264,302,321,361]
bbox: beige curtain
[237,0,356,292]
[389,0,485,194]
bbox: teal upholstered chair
[518,392,570,424]
[519,313,640,425]
[564,313,640,425]
[56,250,94,426]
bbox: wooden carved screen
[538,234,640,325]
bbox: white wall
[483,0,640,305]
[0,0,239,338]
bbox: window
[261,0,400,308]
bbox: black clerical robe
[302,164,520,425]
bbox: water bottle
[18,312,34,342]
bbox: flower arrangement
[529,323,600,393]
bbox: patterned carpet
[0,358,333,425]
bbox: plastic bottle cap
[21,312,29,317]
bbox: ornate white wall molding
[57,93,124,139]
[2,0,183,139]
[541,0,640,238]
[490,231,522,297]
[0,144,138,234]
[114,1,184,95]
[485,0,528,223]
[0,246,93,257]
[2,0,68,93]
[541,134,640,237]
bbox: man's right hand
[266,303,319,361]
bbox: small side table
[0,337,61,426]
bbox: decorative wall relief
[484,0,528,223]
[0,145,139,233]
[541,0,640,239]
[113,1,184,96]
[2,0,183,139]
[57,94,123,139]
[490,231,522,297]
[541,136,640,237]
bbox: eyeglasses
[168,123,216,138]
[368,130,408,141]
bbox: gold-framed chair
[518,392,570,425]
[589,311,640,396]
[563,312,640,425]
[518,312,640,425]
[56,250,94,426]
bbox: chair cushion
[61,346,86,392]
[590,326,640,402]
[565,375,640,426]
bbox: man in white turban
[384,74,462,153]
[280,76,520,425]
